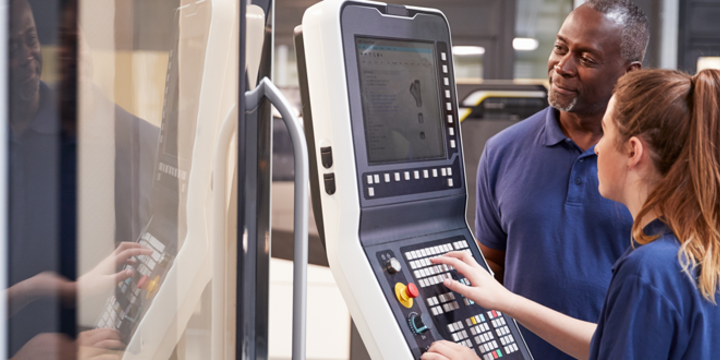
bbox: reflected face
[9,0,42,102]
[547,6,626,115]
[595,97,627,203]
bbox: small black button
[320,146,333,169]
[324,173,336,195]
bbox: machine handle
[245,77,309,360]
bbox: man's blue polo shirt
[590,219,720,359]
[475,107,632,360]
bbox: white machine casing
[123,0,239,358]
[302,1,469,359]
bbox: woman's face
[595,96,629,203]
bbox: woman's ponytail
[613,69,720,303]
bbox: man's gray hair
[583,0,650,63]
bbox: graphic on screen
[357,37,445,164]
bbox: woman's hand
[431,251,518,313]
[421,340,481,360]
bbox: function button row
[430,305,445,316]
[487,310,502,319]
[366,167,454,185]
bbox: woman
[422,68,720,360]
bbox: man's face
[9,0,42,102]
[547,6,627,116]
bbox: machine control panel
[371,236,529,359]
[297,2,534,359]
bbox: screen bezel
[354,36,447,165]
[341,4,464,208]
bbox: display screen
[356,37,445,164]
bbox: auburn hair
[612,69,720,303]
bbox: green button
[497,350,502,357]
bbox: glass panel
[7,0,67,357]
[76,0,238,358]
[6,0,240,358]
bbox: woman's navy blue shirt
[589,219,720,359]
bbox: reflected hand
[78,242,152,298]
[77,328,124,360]
[421,340,481,360]
[430,251,517,313]
[11,333,76,360]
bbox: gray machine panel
[338,3,534,359]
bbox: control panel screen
[356,37,445,164]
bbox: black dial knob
[387,257,402,274]
[409,314,428,334]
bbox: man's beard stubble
[548,89,579,112]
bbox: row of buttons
[366,167,456,197]
[473,331,495,345]
[491,317,507,328]
[447,320,473,348]
[503,343,520,355]
[470,322,491,335]
[439,51,457,149]
[367,167,453,185]
[405,240,468,260]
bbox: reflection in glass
[7,0,239,358]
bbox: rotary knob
[409,314,428,334]
[387,257,402,274]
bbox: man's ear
[626,61,642,73]
[627,136,644,171]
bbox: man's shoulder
[485,107,551,152]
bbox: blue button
[574,178,582,185]
[579,158,584,163]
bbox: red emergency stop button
[405,283,419,298]
[138,275,150,290]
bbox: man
[474,1,649,359]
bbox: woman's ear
[626,136,644,171]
